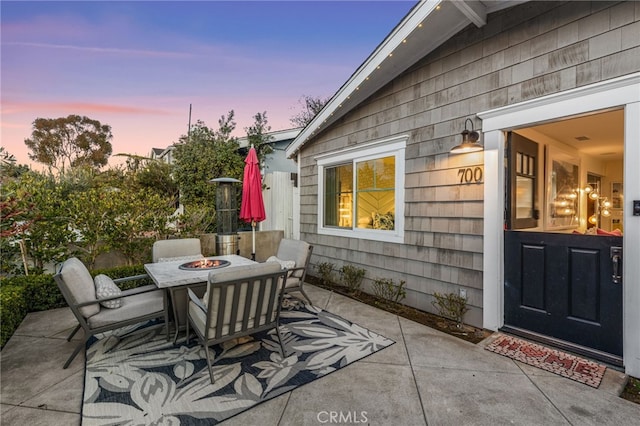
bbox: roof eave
[285,0,529,159]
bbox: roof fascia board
[286,0,444,158]
[452,0,486,27]
[238,128,302,148]
[484,0,529,14]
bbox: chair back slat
[264,279,277,324]
[213,286,228,338]
[229,280,243,334]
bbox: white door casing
[478,72,640,376]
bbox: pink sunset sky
[1,1,416,168]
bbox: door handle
[611,246,622,284]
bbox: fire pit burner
[179,258,231,270]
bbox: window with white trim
[317,136,406,243]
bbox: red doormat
[485,334,606,388]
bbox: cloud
[3,41,192,58]
[2,100,172,116]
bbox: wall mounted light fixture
[450,118,483,154]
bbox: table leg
[164,289,170,341]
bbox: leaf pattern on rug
[83,302,394,425]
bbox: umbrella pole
[252,221,256,261]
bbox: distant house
[286,0,640,376]
[237,128,301,174]
[150,146,176,164]
[237,128,302,237]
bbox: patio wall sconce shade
[450,118,483,154]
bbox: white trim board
[477,72,640,377]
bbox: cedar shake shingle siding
[298,1,640,327]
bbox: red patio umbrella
[239,146,266,261]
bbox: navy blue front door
[504,229,623,358]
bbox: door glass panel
[507,132,539,229]
[516,176,534,219]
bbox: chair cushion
[266,255,296,270]
[87,288,164,329]
[276,239,310,279]
[94,274,122,309]
[60,257,100,318]
[284,275,302,289]
[152,238,202,262]
[157,254,205,263]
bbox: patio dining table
[144,254,257,341]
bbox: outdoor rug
[484,334,606,388]
[82,300,395,425]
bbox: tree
[24,115,113,172]
[0,147,28,182]
[1,171,74,273]
[173,113,245,232]
[113,153,179,206]
[245,111,274,169]
[104,188,175,265]
[290,94,330,128]
[133,160,179,206]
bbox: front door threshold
[499,325,623,368]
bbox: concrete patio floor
[2,284,639,425]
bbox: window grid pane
[355,156,395,230]
[324,164,353,228]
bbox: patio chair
[269,238,314,305]
[54,257,169,369]
[186,262,288,384]
[152,238,203,262]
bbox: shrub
[340,264,365,294]
[431,292,469,329]
[372,277,406,304]
[91,265,152,290]
[315,262,335,286]
[5,274,65,312]
[0,284,27,348]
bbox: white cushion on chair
[276,239,310,280]
[266,256,295,270]
[60,257,100,318]
[157,254,204,263]
[94,274,122,309]
[152,238,202,263]
[87,287,164,328]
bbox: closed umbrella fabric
[239,146,265,260]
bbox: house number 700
[458,167,483,184]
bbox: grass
[621,376,640,405]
